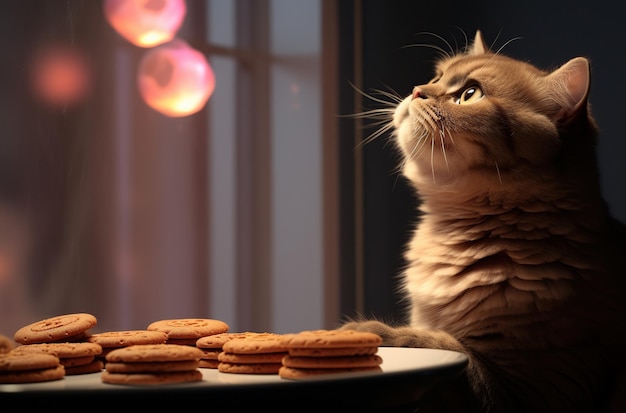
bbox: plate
[0,347,467,411]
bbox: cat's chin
[403,161,466,187]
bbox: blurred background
[0,0,624,337]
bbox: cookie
[106,344,204,363]
[13,313,97,344]
[287,346,379,357]
[195,332,273,349]
[147,318,229,342]
[282,354,382,369]
[218,352,286,364]
[105,360,200,373]
[87,330,168,349]
[0,352,64,384]
[218,362,282,374]
[101,369,202,385]
[0,365,66,384]
[280,329,383,349]
[11,342,102,358]
[221,334,287,354]
[278,365,382,380]
[0,351,60,371]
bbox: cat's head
[393,30,596,190]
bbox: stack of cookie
[147,318,229,346]
[278,329,383,380]
[217,333,288,375]
[195,332,255,369]
[101,343,205,385]
[0,352,65,384]
[10,313,104,377]
[11,342,103,375]
[87,330,168,365]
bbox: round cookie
[221,334,287,354]
[101,369,202,385]
[13,313,97,344]
[280,329,382,349]
[218,352,286,364]
[282,354,383,369]
[147,318,229,340]
[0,352,60,371]
[87,330,168,348]
[11,342,102,358]
[105,344,204,363]
[105,360,200,373]
[195,332,274,349]
[218,362,282,374]
[288,346,379,357]
[0,365,66,384]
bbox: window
[0,0,340,335]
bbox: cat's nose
[412,86,425,99]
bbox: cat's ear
[546,57,590,123]
[468,30,489,55]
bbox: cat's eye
[455,86,484,105]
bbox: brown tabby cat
[341,31,626,413]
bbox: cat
[341,30,626,413]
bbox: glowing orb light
[103,0,186,48]
[31,46,90,107]
[137,40,215,117]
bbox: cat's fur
[342,31,626,413]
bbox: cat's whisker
[493,36,523,56]
[430,134,436,184]
[401,43,452,60]
[455,27,468,53]
[439,127,450,172]
[415,31,456,57]
[370,87,404,104]
[346,108,395,120]
[350,83,402,107]
[445,126,456,148]
[358,121,395,148]
[494,161,503,184]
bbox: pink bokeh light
[137,40,215,117]
[103,0,186,48]
[30,46,91,107]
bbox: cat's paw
[339,320,419,347]
[339,320,464,351]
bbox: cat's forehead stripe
[439,56,495,89]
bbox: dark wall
[339,0,626,322]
